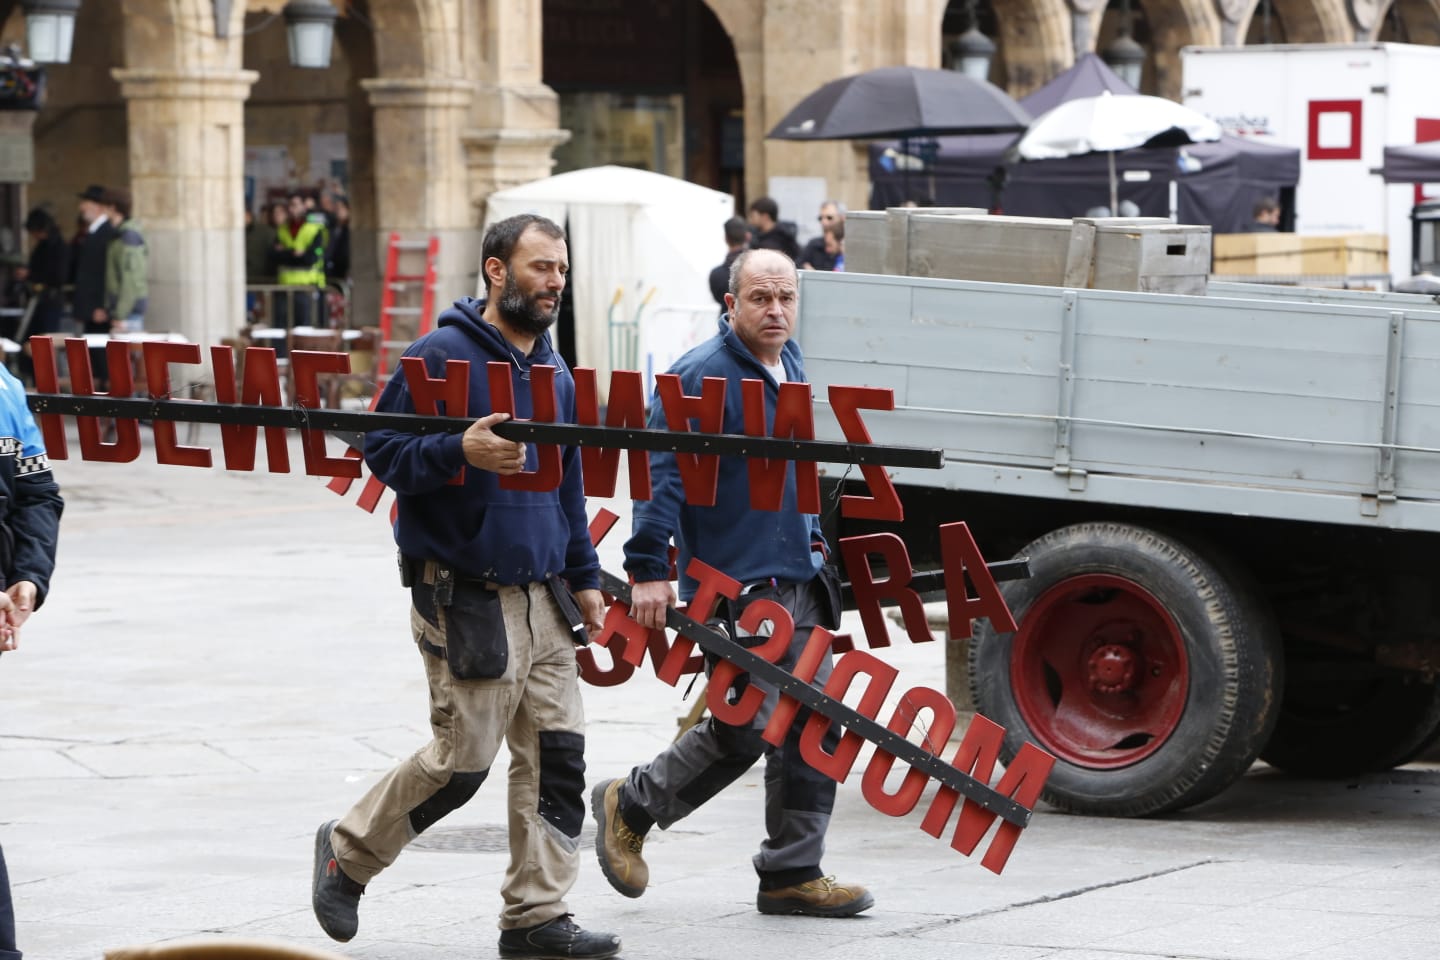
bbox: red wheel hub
[1010,574,1188,768]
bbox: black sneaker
[498,914,622,959]
[311,819,365,942]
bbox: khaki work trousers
[332,581,586,930]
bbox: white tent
[483,166,733,395]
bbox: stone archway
[993,0,1074,96]
[1134,0,1221,99]
[1376,0,1440,42]
[1235,0,1356,42]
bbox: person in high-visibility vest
[272,190,328,330]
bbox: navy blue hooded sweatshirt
[363,297,600,591]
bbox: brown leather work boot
[591,778,648,898]
[756,876,875,917]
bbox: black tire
[1260,662,1440,777]
[969,522,1283,817]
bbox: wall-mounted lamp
[22,0,80,64]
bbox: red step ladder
[377,232,440,383]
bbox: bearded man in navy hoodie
[590,248,874,918]
[311,214,621,960]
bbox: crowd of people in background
[0,179,351,389]
[244,182,351,330]
[708,197,846,313]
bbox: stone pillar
[111,68,257,353]
[463,0,570,235]
[361,77,479,328]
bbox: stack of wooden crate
[845,207,1213,295]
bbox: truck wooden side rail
[798,269,1440,816]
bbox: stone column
[111,68,257,353]
[463,0,569,232]
[361,77,479,329]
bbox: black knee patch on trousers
[538,730,586,837]
[676,717,764,810]
[408,769,488,835]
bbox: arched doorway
[1378,0,1440,43]
[542,0,744,200]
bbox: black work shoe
[756,875,875,917]
[591,777,648,898]
[311,819,365,942]
[498,914,622,959]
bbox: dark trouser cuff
[756,865,824,891]
[618,787,655,836]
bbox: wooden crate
[1212,233,1305,275]
[1299,234,1389,276]
[848,209,1209,294]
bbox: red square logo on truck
[1307,100,1363,160]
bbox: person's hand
[0,589,20,652]
[576,588,605,639]
[6,582,36,632]
[461,412,527,474]
[629,580,675,632]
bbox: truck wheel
[1260,664,1440,777]
[970,522,1282,817]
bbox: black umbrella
[767,65,1032,140]
[767,65,1031,203]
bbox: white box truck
[1181,42,1440,280]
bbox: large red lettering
[860,686,958,816]
[839,532,931,648]
[705,598,794,726]
[68,338,140,463]
[953,743,1055,874]
[211,345,290,473]
[760,625,836,748]
[29,337,67,457]
[490,362,562,492]
[400,355,470,487]
[654,373,726,507]
[574,367,651,500]
[742,379,820,513]
[292,351,361,479]
[798,649,899,782]
[939,522,1018,639]
[143,341,210,469]
[827,384,902,522]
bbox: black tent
[868,54,1301,234]
[1379,142,1440,183]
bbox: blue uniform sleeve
[0,368,62,606]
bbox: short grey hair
[728,248,797,299]
[821,199,847,216]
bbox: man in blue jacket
[311,214,620,960]
[590,248,874,918]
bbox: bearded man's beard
[497,271,560,336]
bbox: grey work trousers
[619,577,839,891]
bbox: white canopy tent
[483,166,734,396]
